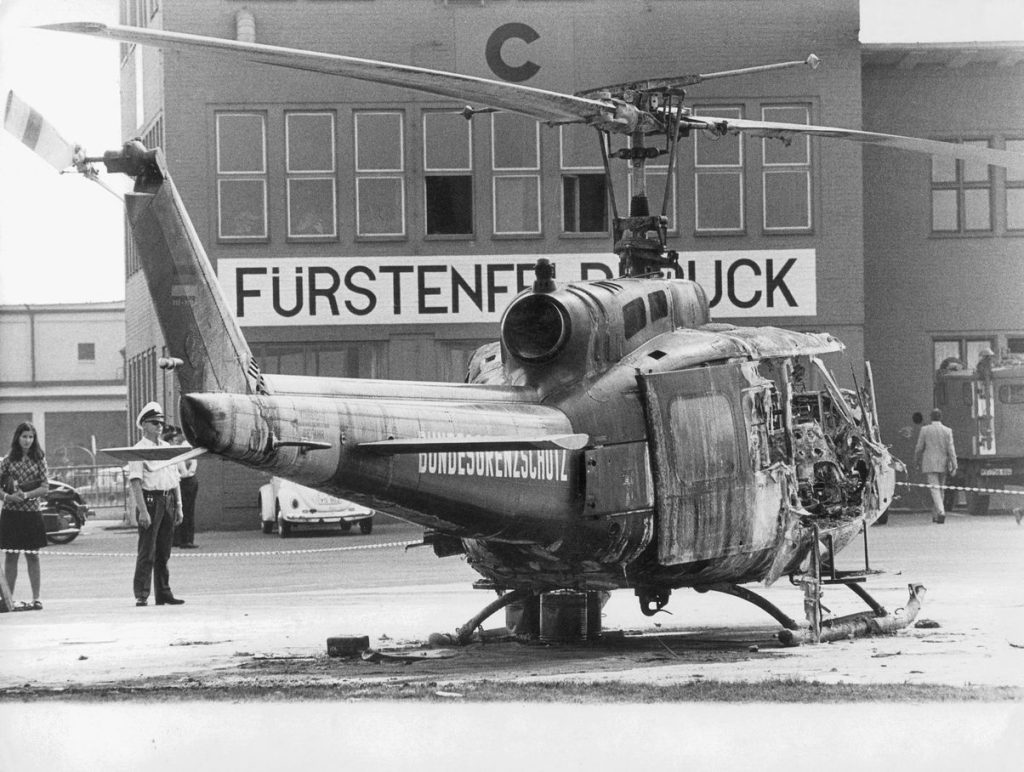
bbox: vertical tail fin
[116,142,264,395]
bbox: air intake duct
[501,294,570,364]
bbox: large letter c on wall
[486,22,540,82]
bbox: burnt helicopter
[13,22,1024,646]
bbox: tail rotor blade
[4,90,77,170]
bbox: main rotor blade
[4,90,76,170]
[578,54,820,97]
[684,114,1024,174]
[41,22,612,127]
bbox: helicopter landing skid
[778,582,927,647]
[698,580,926,647]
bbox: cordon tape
[896,481,1024,496]
[2,539,422,558]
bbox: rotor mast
[589,55,820,278]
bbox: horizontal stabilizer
[359,433,590,455]
[100,446,208,465]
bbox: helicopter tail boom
[120,145,265,397]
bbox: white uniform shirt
[128,437,181,491]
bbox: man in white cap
[128,402,185,606]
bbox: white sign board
[219,249,816,326]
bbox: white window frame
[694,105,744,233]
[285,111,337,239]
[216,112,268,241]
[354,110,407,238]
[761,104,812,232]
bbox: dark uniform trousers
[134,489,176,601]
[174,476,199,547]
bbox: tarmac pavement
[0,507,1022,691]
[2,508,1023,770]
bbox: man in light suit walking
[915,408,958,524]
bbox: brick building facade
[115,0,1022,527]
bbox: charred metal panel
[640,363,761,565]
[583,441,654,517]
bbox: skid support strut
[428,587,534,647]
[776,522,926,645]
[697,583,802,631]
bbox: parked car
[42,480,93,544]
[258,477,374,538]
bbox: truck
[934,351,1024,516]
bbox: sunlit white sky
[0,0,1021,306]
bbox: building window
[931,139,992,233]
[127,347,158,443]
[355,111,406,237]
[78,343,96,362]
[762,105,811,231]
[560,125,607,234]
[286,112,336,239]
[694,106,743,233]
[252,342,384,379]
[216,112,267,240]
[1006,139,1024,232]
[491,113,540,235]
[423,111,473,236]
[933,337,995,373]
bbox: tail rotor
[3,89,123,201]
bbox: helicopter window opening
[694,106,743,232]
[648,350,666,361]
[423,111,473,236]
[930,139,994,233]
[354,111,406,237]
[623,298,647,339]
[762,105,811,231]
[216,112,268,240]
[648,291,668,322]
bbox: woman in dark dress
[0,422,50,610]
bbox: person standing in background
[915,408,958,524]
[0,422,50,610]
[165,425,199,549]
